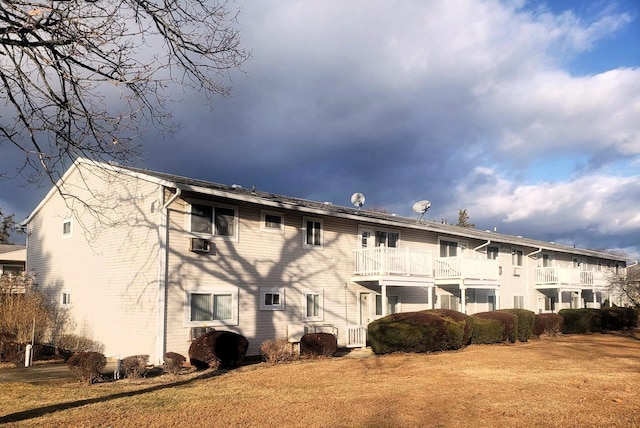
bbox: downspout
[473,239,491,252]
[156,187,182,364]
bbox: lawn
[1,332,639,427]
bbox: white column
[430,286,435,309]
[593,289,597,308]
[494,288,500,310]
[381,284,387,316]
[460,286,466,314]
[556,289,562,312]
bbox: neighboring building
[0,244,26,277]
[22,159,627,363]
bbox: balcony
[434,256,499,282]
[353,247,433,278]
[535,267,609,288]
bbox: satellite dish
[412,200,431,223]
[351,192,366,212]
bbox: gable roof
[23,158,629,263]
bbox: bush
[368,312,465,355]
[261,338,296,363]
[0,275,52,344]
[66,351,106,384]
[163,352,186,375]
[468,317,504,344]
[472,311,518,343]
[1,342,26,367]
[420,309,473,346]
[600,307,638,330]
[189,331,248,369]
[559,309,601,334]
[499,309,535,342]
[533,313,563,336]
[300,333,337,357]
[54,334,104,356]
[121,354,149,379]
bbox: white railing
[346,325,367,348]
[536,268,608,287]
[353,247,433,277]
[433,256,499,281]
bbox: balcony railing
[353,247,433,277]
[535,267,608,287]
[434,256,499,281]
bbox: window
[1,265,23,276]
[538,254,551,267]
[186,288,238,326]
[303,291,323,321]
[62,291,72,306]
[260,287,285,310]
[440,240,458,257]
[376,294,399,316]
[189,203,237,238]
[487,246,499,260]
[375,231,399,248]
[514,296,524,309]
[511,249,523,266]
[62,219,72,237]
[261,211,284,233]
[303,217,323,248]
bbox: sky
[1,0,639,260]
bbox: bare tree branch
[0,0,250,185]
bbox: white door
[360,293,371,325]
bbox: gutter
[473,240,491,252]
[156,186,182,364]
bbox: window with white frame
[375,294,399,316]
[186,288,238,326]
[303,217,323,248]
[261,211,284,234]
[62,219,72,237]
[487,246,499,260]
[511,249,523,266]
[189,202,237,238]
[260,287,285,310]
[513,295,524,309]
[440,240,458,257]
[303,291,323,321]
[62,290,72,306]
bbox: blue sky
[1,0,639,260]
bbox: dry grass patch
[1,333,639,427]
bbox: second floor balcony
[535,267,609,288]
[353,247,433,278]
[434,256,500,282]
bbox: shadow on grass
[0,368,225,424]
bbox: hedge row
[559,307,638,334]
[369,309,544,355]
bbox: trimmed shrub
[189,331,248,369]
[300,333,337,357]
[472,311,518,343]
[600,307,638,330]
[533,313,563,336]
[499,309,535,342]
[261,338,296,363]
[468,317,504,344]
[559,309,601,334]
[66,351,106,384]
[421,309,473,346]
[163,352,186,375]
[1,342,26,367]
[121,354,149,379]
[368,312,465,355]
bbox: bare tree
[0,208,14,243]
[608,267,640,307]
[456,209,474,228]
[0,0,249,185]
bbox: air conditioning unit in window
[190,326,215,341]
[190,238,211,254]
